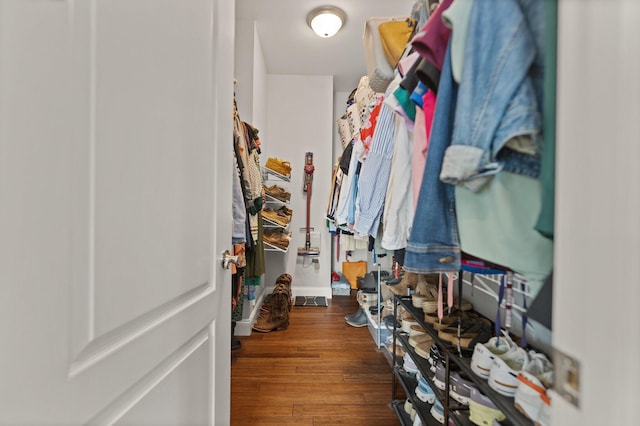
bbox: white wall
[233,18,254,123]
[553,0,640,424]
[263,75,333,299]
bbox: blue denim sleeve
[440,0,542,191]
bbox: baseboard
[234,292,266,336]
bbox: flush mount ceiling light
[306,5,347,38]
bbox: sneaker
[428,343,444,372]
[346,309,369,328]
[471,331,516,379]
[450,371,477,405]
[403,353,420,376]
[404,399,416,418]
[430,400,445,424]
[415,372,436,404]
[433,361,446,391]
[536,394,551,426]
[413,413,423,426]
[469,388,506,425]
[514,351,553,422]
[488,346,530,397]
[382,314,401,329]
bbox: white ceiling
[236,0,416,93]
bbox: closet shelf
[264,193,290,205]
[261,166,290,182]
[394,296,534,426]
[261,216,291,229]
[263,241,289,253]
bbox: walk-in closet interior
[1,0,638,425]
[231,0,640,425]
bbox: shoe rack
[261,166,292,253]
[391,277,535,426]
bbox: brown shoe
[252,314,289,332]
[263,184,291,202]
[385,272,419,296]
[262,208,291,227]
[264,229,291,249]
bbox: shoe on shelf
[263,229,291,249]
[412,412,424,426]
[450,371,477,405]
[385,272,418,296]
[263,184,291,201]
[430,400,445,424]
[414,340,433,360]
[404,399,415,417]
[514,351,554,422]
[409,333,433,348]
[262,208,291,226]
[469,388,506,425]
[438,317,492,351]
[401,316,419,334]
[535,394,551,426]
[415,371,436,404]
[428,343,444,372]
[403,353,419,376]
[346,309,368,327]
[382,314,401,329]
[488,345,530,397]
[433,361,447,391]
[409,324,428,337]
[264,157,292,178]
[471,331,517,379]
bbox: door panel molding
[86,327,211,425]
[69,282,212,378]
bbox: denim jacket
[405,40,461,274]
[440,0,545,192]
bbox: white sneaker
[514,351,553,422]
[471,331,515,379]
[536,394,551,426]
[403,353,419,376]
[488,346,529,397]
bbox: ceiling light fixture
[306,5,347,38]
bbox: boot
[271,283,291,320]
[385,272,419,296]
[252,314,289,332]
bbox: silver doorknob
[221,250,239,269]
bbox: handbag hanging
[341,260,368,290]
[378,18,417,70]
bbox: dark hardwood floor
[231,292,403,425]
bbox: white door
[0,0,234,424]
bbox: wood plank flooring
[231,293,404,425]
